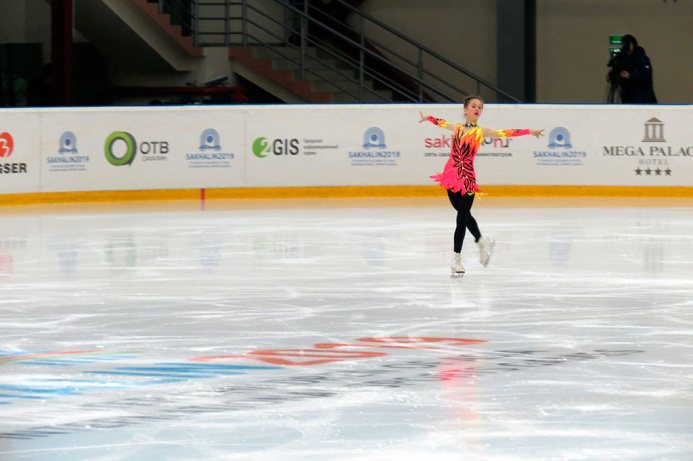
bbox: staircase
[229,45,392,104]
[193,0,520,103]
[74,0,202,73]
[74,0,520,104]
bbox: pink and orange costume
[427,116,530,195]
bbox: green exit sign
[610,35,624,45]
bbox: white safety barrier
[0,104,691,194]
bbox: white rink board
[244,105,423,187]
[0,104,691,194]
[38,107,246,192]
[470,104,693,186]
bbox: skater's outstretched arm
[419,111,460,132]
[481,127,544,139]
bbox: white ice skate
[477,236,495,267]
[450,253,465,277]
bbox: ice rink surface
[1,196,692,461]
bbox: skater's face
[464,98,483,123]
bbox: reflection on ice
[1,198,692,460]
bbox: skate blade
[450,271,465,277]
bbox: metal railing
[149,0,521,103]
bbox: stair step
[272,57,351,73]
[293,69,358,87]
[311,79,374,93]
[331,89,393,103]
[253,46,319,61]
[245,45,392,103]
[294,66,358,82]
[253,45,349,64]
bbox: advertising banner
[40,107,246,192]
[587,105,692,187]
[244,105,417,187]
[0,110,41,194]
[419,104,693,187]
[244,105,345,187]
[2,104,692,196]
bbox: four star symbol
[635,167,673,176]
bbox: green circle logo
[252,137,270,158]
[105,131,137,166]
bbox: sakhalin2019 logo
[185,129,235,168]
[532,126,586,166]
[104,131,137,166]
[200,129,221,151]
[362,127,386,149]
[347,127,400,166]
[46,131,90,172]
[59,131,78,154]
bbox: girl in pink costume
[420,95,544,276]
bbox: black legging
[447,189,481,253]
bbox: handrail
[241,26,389,102]
[242,3,450,101]
[183,0,521,103]
[237,1,395,102]
[240,4,391,102]
[278,0,486,102]
[327,0,517,102]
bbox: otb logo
[105,131,137,166]
[0,132,14,158]
[252,137,299,158]
[547,127,572,149]
[104,132,169,166]
[363,127,386,149]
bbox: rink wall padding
[2,186,692,207]
[1,104,691,205]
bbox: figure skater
[419,95,544,276]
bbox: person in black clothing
[607,34,657,104]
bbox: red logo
[0,132,14,158]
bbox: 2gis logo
[104,131,169,166]
[252,137,299,158]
